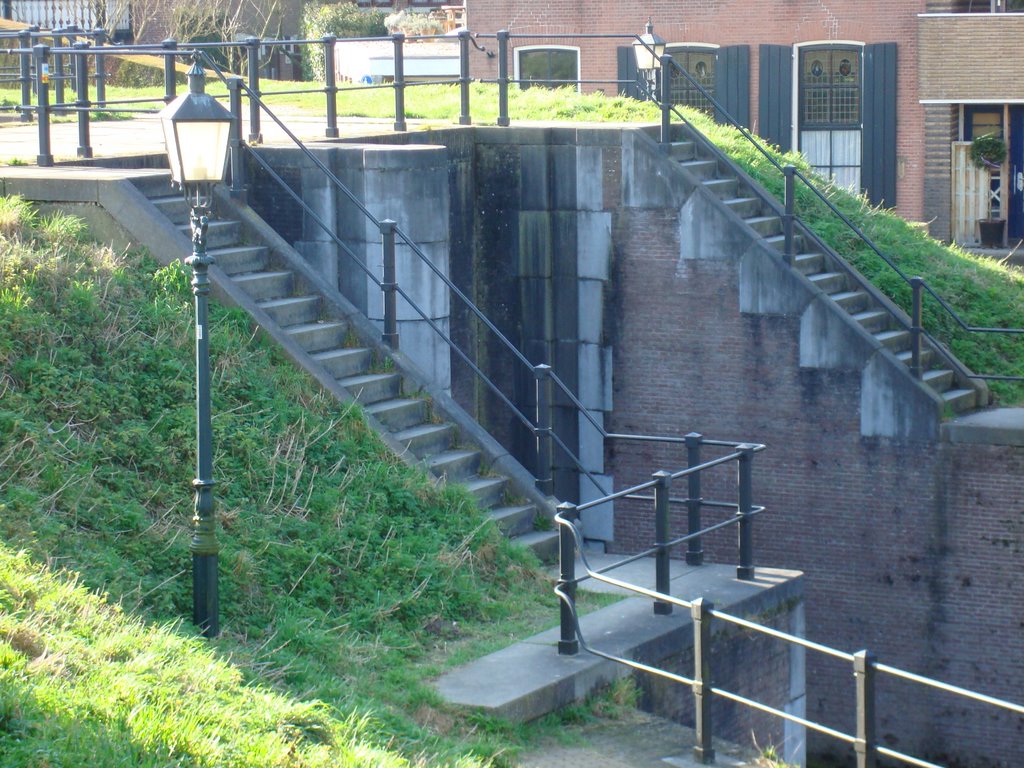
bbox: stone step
[794,252,824,274]
[513,529,559,563]
[310,347,372,379]
[365,397,428,431]
[339,372,402,405]
[284,320,347,353]
[669,141,695,161]
[393,422,455,458]
[943,388,977,413]
[922,367,955,393]
[830,289,870,313]
[489,504,538,537]
[428,450,482,483]
[808,271,846,294]
[723,196,760,218]
[178,219,240,250]
[131,173,174,198]
[209,245,270,275]
[150,194,190,224]
[875,328,911,351]
[895,347,934,369]
[744,214,781,237]
[852,309,890,334]
[464,475,507,509]
[701,177,737,199]
[232,270,294,302]
[679,158,719,180]
[258,295,320,327]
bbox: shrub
[301,2,387,81]
[970,133,1007,169]
[385,9,446,36]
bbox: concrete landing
[434,561,803,723]
[515,709,757,768]
[942,407,1024,445]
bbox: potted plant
[970,133,1007,247]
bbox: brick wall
[603,133,1024,764]
[924,104,958,241]
[468,1,927,224]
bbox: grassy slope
[0,198,600,767]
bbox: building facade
[467,0,1024,244]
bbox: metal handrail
[553,501,1024,768]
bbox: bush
[302,2,387,81]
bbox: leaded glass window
[667,47,716,113]
[800,47,861,128]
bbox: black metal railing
[553,483,1024,768]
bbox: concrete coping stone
[941,407,1024,446]
[433,562,802,723]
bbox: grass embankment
[0,197,614,766]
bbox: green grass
[0,197,621,766]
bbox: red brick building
[467,0,1024,245]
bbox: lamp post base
[192,553,219,638]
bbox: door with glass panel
[799,46,862,191]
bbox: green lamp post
[158,57,234,638]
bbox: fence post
[497,29,510,127]
[392,33,406,132]
[323,35,338,138]
[685,432,704,565]
[18,28,33,121]
[736,444,755,581]
[161,39,177,103]
[534,364,553,496]
[33,44,52,167]
[74,42,92,158]
[557,501,580,656]
[910,277,923,379]
[227,77,246,200]
[458,28,471,126]
[52,31,66,108]
[380,219,399,349]
[783,164,796,266]
[692,597,715,764]
[659,53,672,148]
[93,28,106,107]
[246,36,263,143]
[854,650,878,768]
[652,470,673,614]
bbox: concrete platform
[434,561,803,724]
[942,407,1024,446]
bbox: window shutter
[617,46,641,99]
[715,45,750,127]
[758,44,793,152]
[863,43,898,207]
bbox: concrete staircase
[668,136,986,415]
[132,172,559,561]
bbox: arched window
[798,45,862,190]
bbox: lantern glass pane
[173,121,232,182]
[160,115,183,184]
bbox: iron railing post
[52,31,65,108]
[783,164,796,266]
[653,469,673,615]
[557,502,580,655]
[323,35,338,138]
[854,650,878,768]
[33,44,52,167]
[458,28,471,125]
[392,33,406,132]
[246,36,262,142]
[18,28,33,121]
[534,364,553,495]
[496,29,510,127]
[93,28,106,107]
[659,53,672,148]
[74,41,91,158]
[736,444,755,580]
[692,597,716,764]
[161,38,177,103]
[380,219,399,349]
[685,432,704,565]
[910,277,924,379]
[227,77,246,200]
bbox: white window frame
[514,45,581,92]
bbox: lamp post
[158,57,234,639]
[633,18,666,99]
